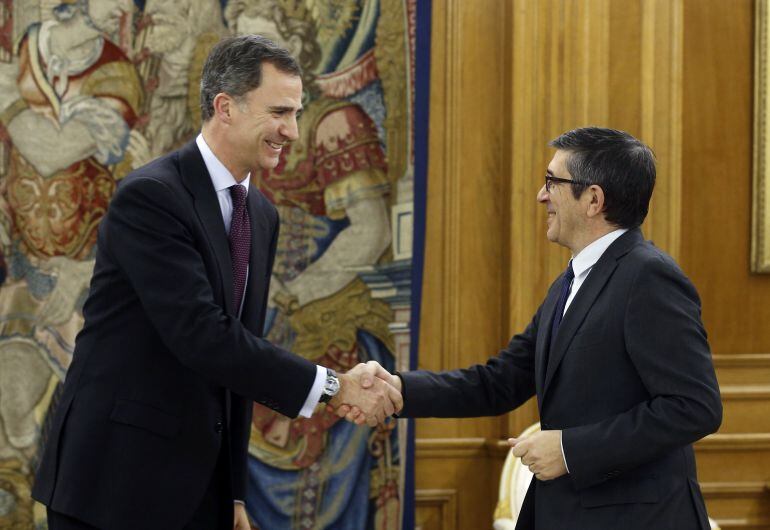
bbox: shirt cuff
[298,365,326,418]
[560,430,570,473]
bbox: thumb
[360,361,384,388]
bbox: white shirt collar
[571,228,629,278]
[196,133,250,193]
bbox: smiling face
[537,149,591,254]
[225,61,303,177]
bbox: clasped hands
[327,361,402,427]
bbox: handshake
[327,361,403,427]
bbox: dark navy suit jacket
[32,141,317,529]
[400,229,722,530]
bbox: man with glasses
[345,127,722,529]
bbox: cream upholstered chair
[493,422,541,530]
[492,422,721,530]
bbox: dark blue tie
[551,260,575,339]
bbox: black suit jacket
[400,229,722,530]
[32,141,318,529]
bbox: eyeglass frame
[544,174,592,193]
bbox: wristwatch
[319,368,340,404]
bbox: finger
[382,396,395,417]
[376,406,387,425]
[387,384,403,412]
[367,360,392,381]
[359,361,382,389]
[511,443,528,458]
[345,406,362,422]
[508,437,518,446]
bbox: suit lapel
[541,228,643,399]
[240,189,271,328]
[178,141,234,314]
[535,282,561,402]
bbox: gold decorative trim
[753,0,770,272]
[415,489,458,530]
[712,353,770,367]
[416,437,513,458]
[416,437,488,458]
[700,481,770,497]
[719,384,770,400]
[711,517,770,529]
[27,24,60,118]
[0,98,28,126]
[441,0,463,372]
[416,433,770,456]
[696,433,770,451]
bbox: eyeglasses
[544,174,590,193]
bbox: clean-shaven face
[228,62,302,173]
[537,149,587,253]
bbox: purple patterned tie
[228,184,251,314]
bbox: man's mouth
[265,140,284,151]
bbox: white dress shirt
[564,228,629,315]
[195,134,325,419]
[558,227,628,472]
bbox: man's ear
[586,185,605,218]
[213,93,235,123]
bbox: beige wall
[415,1,770,529]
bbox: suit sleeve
[561,256,722,490]
[399,305,541,417]
[103,176,317,418]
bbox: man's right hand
[329,361,402,426]
[330,361,402,426]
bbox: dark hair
[200,35,302,122]
[549,127,656,228]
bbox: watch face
[325,374,340,396]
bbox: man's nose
[537,185,549,203]
[281,117,299,141]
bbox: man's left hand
[234,502,250,529]
[509,430,567,481]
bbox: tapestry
[0,1,417,528]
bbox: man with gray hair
[31,35,402,530]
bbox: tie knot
[230,184,247,208]
[564,260,575,281]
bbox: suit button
[214,421,224,433]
